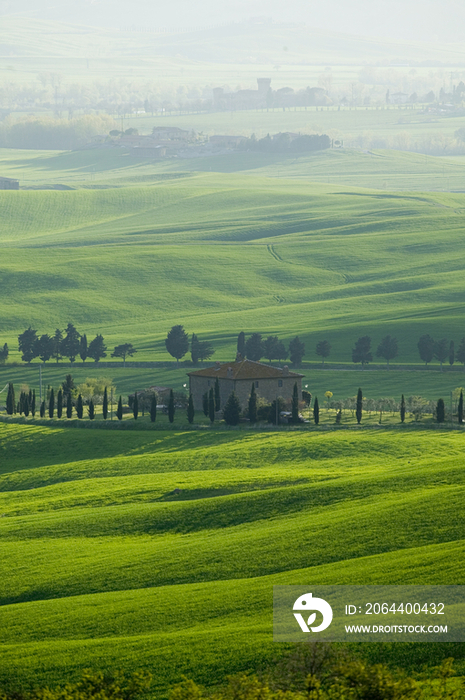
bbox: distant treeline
[0,114,116,150]
[238,132,330,153]
[4,325,465,370]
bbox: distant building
[188,357,304,411]
[0,177,19,190]
[151,126,190,141]
[209,135,244,147]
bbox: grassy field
[0,149,465,370]
[0,423,464,691]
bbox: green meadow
[1,147,465,375]
[0,423,464,691]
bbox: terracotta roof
[187,359,304,380]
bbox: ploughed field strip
[0,424,464,688]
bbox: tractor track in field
[267,244,283,262]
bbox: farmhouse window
[278,380,283,387]
[255,381,259,388]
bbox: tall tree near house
[79,334,88,362]
[31,389,36,417]
[248,383,257,424]
[88,399,95,420]
[202,392,209,417]
[313,396,319,425]
[263,336,279,363]
[6,383,14,415]
[352,336,372,369]
[187,393,195,424]
[191,334,200,364]
[18,327,38,363]
[0,342,9,364]
[52,328,63,364]
[458,390,463,424]
[291,382,299,424]
[116,395,123,421]
[436,398,445,423]
[223,392,241,426]
[76,394,83,419]
[316,340,331,366]
[150,394,157,423]
[40,400,45,418]
[449,340,455,366]
[289,336,305,367]
[88,334,107,363]
[456,338,465,369]
[245,333,263,362]
[61,323,80,363]
[237,331,246,358]
[111,343,136,367]
[356,388,363,424]
[168,389,175,423]
[133,392,138,420]
[62,374,75,401]
[208,388,215,424]
[48,388,55,418]
[23,392,30,417]
[35,334,54,363]
[376,335,398,369]
[434,338,448,371]
[400,394,406,423]
[66,392,72,419]
[57,388,63,419]
[102,386,108,420]
[214,377,221,411]
[165,325,189,366]
[417,334,434,366]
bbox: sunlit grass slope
[1,163,465,364]
[0,424,464,689]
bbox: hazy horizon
[0,0,464,44]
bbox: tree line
[5,325,465,370]
[10,324,136,366]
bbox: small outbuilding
[0,177,19,190]
[188,357,304,411]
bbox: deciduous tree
[352,336,372,369]
[434,338,448,371]
[289,336,305,367]
[316,340,331,365]
[165,325,189,365]
[245,333,263,362]
[61,323,80,363]
[449,340,455,366]
[111,343,136,367]
[35,334,54,363]
[88,334,107,363]
[376,335,398,369]
[417,334,434,366]
[18,327,38,363]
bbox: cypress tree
[150,394,157,423]
[48,388,55,419]
[66,392,72,419]
[116,395,123,421]
[400,394,406,423]
[187,393,195,424]
[208,387,215,423]
[80,334,88,362]
[214,377,221,411]
[237,331,246,358]
[202,392,209,417]
[76,394,83,419]
[223,391,241,425]
[24,392,30,417]
[168,389,175,423]
[449,340,455,366]
[248,383,257,424]
[57,388,63,419]
[6,383,14,415]
[436,398,445,423]
[31,389,36,417]
[18,391,24,415]
[313,396,320,425]
[40,400,45,418]
[356,388,363,424]
[133,392,139,420]
[291,382,299,424]
[458,390,463,424]
[88,398,95,420]
[102,386,108,420]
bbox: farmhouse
[0,176,19,190]
[188,357,304,411]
